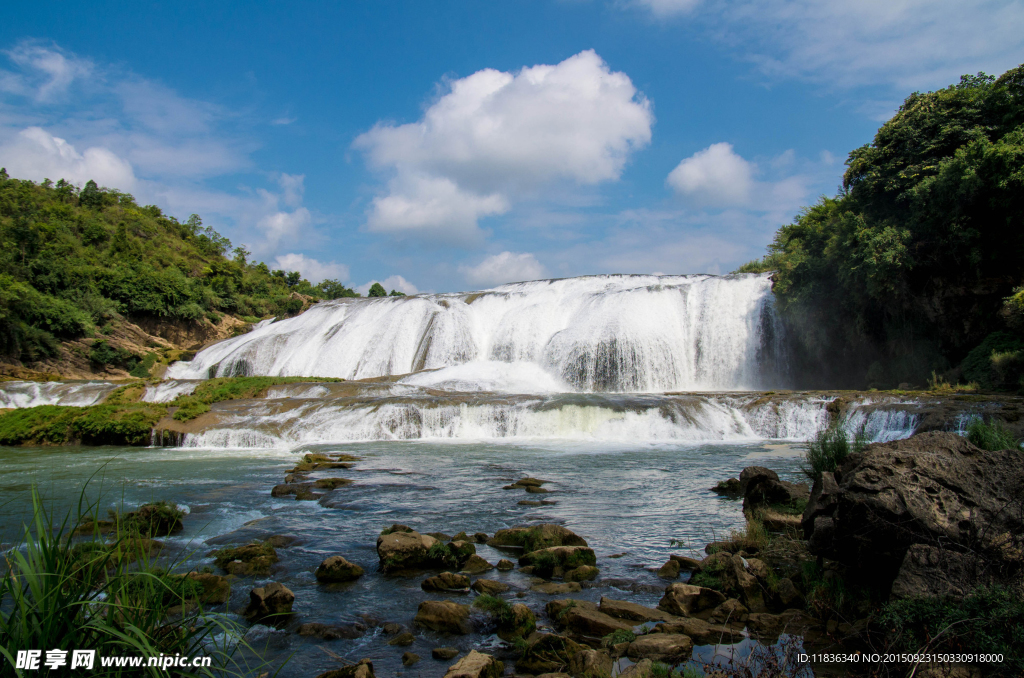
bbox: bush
[801,422,867,480]
[965,417,1020,451]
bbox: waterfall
[167,273,788,392]
[0,381,119,408]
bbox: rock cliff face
[802,431,1024,597]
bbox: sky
[1,1,1022,294]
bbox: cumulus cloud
[632,0,1024,91]
[666,142,754,206]
[271,253,349,284]
[461,251,548,287]
[355,49,653,237]
[356,275,420,296]
[0,127,137,189]
[256,208,312,252]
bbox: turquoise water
[0,440,806,676]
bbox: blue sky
[2,1,1022,293]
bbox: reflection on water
[0,440,806,677]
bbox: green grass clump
[602,629,636,646]
[426,541,459,569]
[170,376,342,421]
[116,501,186,537]
[801,422,867,481]
[965,418,1020,451]
[0,403,168,445]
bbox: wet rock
[422,571,471,592]
[746,609,819,640]
[706,598,749,624]
[473,532,489,543]
[315,556,364,582]
[401,652,420,666]
[519,546,597,576]
[460,554,493,575]
[619,658,654,678]
[525,485,550,494]
[546,598,598,619]
[656,618,743,645]
[775,578,804,608]
[295,489,321,501]
[496,558,515,571]
[657,559,681,579]
[669,555,702,570]
[488,524,588,554]
[471,579,510,595]
[568,648,613,678]
[516,634,584,675]
[443,650,504,678]
[492,603,537,641]
[598,597,674,623]
[244,582,294,622]
[712,478,742,496]
[741,466,809,513]
[626,634,694,663]
[802,432,1024,595]
[530,582,580,595]
[558,605,633,638]
[316,659,374,678]
[738,466,778,493]
[427,532,453,541]
[297,622,365,640]
[433,647,460,660]
[212,541,279,576]
[376,529,439,572]
[658,584,727,617]
[449,540,477,565]
[266,534,302,548]
[565,565,599,582]
[183,572,231,604]
[388,632,415,646]
[313,477,353,490]
[414,600,472,634]
[510,477,547,488]
[891,544,986,599]
[518,499,558,506]
[271,483,311,497]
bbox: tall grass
[801,422,867,481]
[0,488,277,677]
[965,418,1021,451]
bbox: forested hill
[0,172,383,379]
[741,63,1024,390]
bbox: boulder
[377,529,439,572]
[449,540,477,564]
[496,558,515,570]
[619,659,654,678]
[460,555,493,575]
[414,600,472,634]
[473,532,489,543]
[746,609,819,640]
[565,565,599,582]
[244,582,294,622]
[706,598,749,624]
[271,483,311,497]
[422,571,471,592]
[599,597,674,623]
[712,478,742,496]
[316,659,375,678]
[184,572,230,604]
[567,649,613,678]
[516,634,584,675]
[656,618,743,645]
[738,466,778,493]
[657,559,681,579]
[315,556,364,582]
[801,432,1024,594]
[669,555,702,570]
[432,647,460,660]
[658,584,726,617]
[498,603,537,640]
[471,579,510,595]
[402,652,420,666]
[626,634,694,663]
[532,582,582,595]
[742,476,810,513]
[313,477,353,489]
[519,546,597,575]
[890,544,987,599]
[559,606,633,638]
[775,578,804,608]
[297,622,364,640]
[212,541,278,576]
[488,524,588,553]
[443,650,504,678]
[546,598,598,620]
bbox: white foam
[0,381,119,408]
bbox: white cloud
[277,173,305,208]
[272,253,349,284]
[461,251,548,287]
[634,0,1024,91]
[666,142,754,206]
[356,275,420,296]
[355,49,653,235]
[2,41,92,100]
[256,208,312,251]
[0,126,137,189]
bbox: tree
[285,271,301,287]
[389,289,406,297]
[367,282,387,297]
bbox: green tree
[367,282,387,297]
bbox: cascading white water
[0,381,120,408]
[167,274,787,392]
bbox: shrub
[965,417,1020,451]
[602,629,636,646]
[801,422,867,480]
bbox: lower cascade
[167,274,788,392]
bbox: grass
[425,541,459,569]
[801,422,867,481]
[602,629,636,646]
[0,403,167,446]
[473,595,534,639]
[0,487,277,677]
[169,376,343,421]
[965,417,1020,451]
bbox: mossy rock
[212,540,279,576]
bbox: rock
[801,432,1024,594]
[432,647,460,660]
[514,477,547,487]
[656,618,743,645]
[657,559,681,579]
[559,606,634,638]
[525,485,550,494]
[382,622,403,634]
[565,565,599,582]
[402,652,420,666]
[599,597,674,623]
[545,598,598,619]
[516,634,584,675]
[473,532,489,543]
[316,659,375,678]
[742,474,810,513]
[271,483,311,497]
[619,659,654,678]
[313,477,353,490]
[266,534,301,548]
[244,582,294,622]
[775,578,804,608]
[738,466,778,494]
[658,584,727,617]
[626,634,694,662]
[460,554,493,574]
[712,478,742,495]
[414,600,472,634]
[498,603,537,640]
[519,499,558,506]
[471,579,510,595]
[567,649,613,678]
[297,622,365,640]
[184,572,230,604]
[315,556,364,582]
[294,489,321,500]
[428,532,453,541]
[669,555,702,570]
[519,546,597,576]
[449,540,477,564]
[388,632,415,646]
[496,558,515,570]
[532,581,582,595]
[212,541,279,576]
[422,572,471,592]
[443,650,504,678]
[488,524,588,553]
[746,609,819,640]
[706,598,749,624]
[890,544,986,599]
[916,665,982,678]
[376,529,439,572]
[451,531,470,542]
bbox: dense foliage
[0,172,359,364]
[742,64,1024,388]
